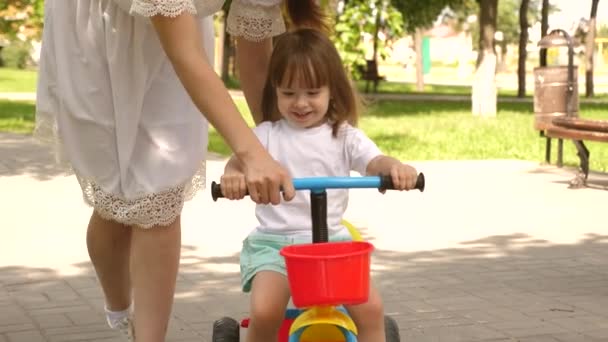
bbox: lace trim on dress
[34,110,72,169]
[236,0,282,6]
[34,109,59,144]
[34,113,206,229]
[130,0,197,17]
[76,162,205,229]
[227,2,285,42]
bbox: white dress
[34,0,285,228]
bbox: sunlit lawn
[207,100,608,172]
[2,98,607,171]
[0,68,37,92]
[0,99,35,133]
[2,66,607,172]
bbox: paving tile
[6,330,46,342]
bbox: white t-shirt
[252,120,382,237]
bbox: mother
[35,0,328,341]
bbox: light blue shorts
[240,232,352,293]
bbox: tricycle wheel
[384,315,400,342]
[212,317,239,342]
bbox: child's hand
[220,171,248,200]
[389,163,418,191]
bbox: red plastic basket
[280,241,374,308]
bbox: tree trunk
[585,0,600,97]
[539,0,549,66]
[517,0,529,98]
[372,0,381,63]
[221,11,231,82]
[472,0,498,117]
[498,42,508,72]
[415,28,424,92]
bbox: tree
[0,0,43,68]
[0,0,43,42]
[539,0,549,65]
[495,0,519,71]
[393,0,471,33]
[496,0,540,70]
[584,0,600,97]
[515,0,543,98]
[517,0,530,98]
[333,0,403,78]
[392,0,472,91]
[472,0,499,117]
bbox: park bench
[360,59,385,93]
[545,117,608,188]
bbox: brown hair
[261,28,360,136]
[285,0,331,34]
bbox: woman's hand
[239,151,295,205]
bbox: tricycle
[210,173,425,342]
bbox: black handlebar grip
[211,181,227,202]
[380,172,425,192]
[212,181,252,201]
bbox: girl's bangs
[278,55,328,89]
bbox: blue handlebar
[292,176,383,190]
[211,173,424,201]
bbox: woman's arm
[235,37,273,125]
[151,14,294,204]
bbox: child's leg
[246,271,291,342]
[345,285,386,342]
[130,216,182,342]
[87,211,132,313]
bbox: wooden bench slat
[552,117,608,133]
[546,125,608,142]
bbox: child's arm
[366,155,418,191]
[220,156,248,200]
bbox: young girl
[35,1,327,341]
[219,28,419,342]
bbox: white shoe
[110,316,135,341]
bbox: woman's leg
[130,216,182,342]
[246,271,291,342]
[345,285,386,342]
[87,211,132,311]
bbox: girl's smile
[276,85,330,128]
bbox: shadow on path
[3,233,608,341]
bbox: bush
[0,40,32,69]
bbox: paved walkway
[1,129,608,342]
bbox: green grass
[0,68,37,92]
[2,96,607,172]
[355,80,471,95]
[361,100,608,172]
[207,100,255,155]
[210,99,608,172]
[354,79,608,100]
[0,99,35,133]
